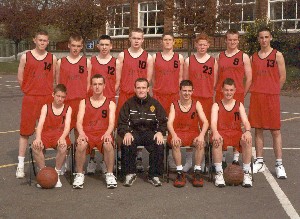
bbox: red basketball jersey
[59,56,88,100]
[153,52,180,94]
[91,56,116,99]
[217,100,242,135]
[42,104,69,137]
[22,51,54,95]
[216,51,245,93]
[173,100,199,133]
[82,97,110,133]
[250,49,280,94]
[189,55,215,98]
[120,49,148,94]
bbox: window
[139,2,164,35]
[269,0,300,31]
[217,0,256,32]
[107,4,130,37]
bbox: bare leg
[271,130,282,159]
[241,140,252,164]
[32,148,46,169]
[56,145,68,170]
[213,142,223,164]
[255,128,264,157]
[194,145,204,166]
[103,142,115,173]
[19,135,29,157]
[75,140,88,173]
[172,145,182,166]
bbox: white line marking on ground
[264,147,300,150]
[0,157,55,169]
[281,116,300,122]
[5,84,11,86]
[252,148,300,219]
[5,80,18,83]
[0,130,20,134]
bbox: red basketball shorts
[85,131,113,154]
[65,99,81,130]
[168,131,199,147]
[219,131,243,152]
[42,133,71,149]
[249,93,280,130]
[20,94,53,136]
[153,93,179,115]
[215,91,244,104]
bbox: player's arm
[52,55,58,86]
[183,57,190,80]
[115,58,121,93]
[178,54,184,83]
[76,99,88,142]
[243,53,252,96]
[214,54,221,91]
[55,59,62,84]
[276,51,287,89]
[239,102,252,145]
[167,103,181,147]
[58,106,72,146]
[146,54,154,83]
[17,54,26,86]
[194,101,209,146]
[101,101,116,143]
[211,102,222,147]
[213,58,218,90]
[86,58,92,92]
[151,53,157,87]
[33,104,47,150]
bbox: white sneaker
[168,154,176,170]
[73,173,85,189]
[123,174,137,187]
[105,173,117,189]
[183,159,193,173]
[55,176,62,188]
[275,165,287,179]
[242,172,252,187]
[148,177,162,187]
[16,167,25,178]
[136,158,144,172]
[253,160,266,173]
[215,171,225,187]
[86,160,96,175]
[100,161,107,174]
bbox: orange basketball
[36,167,58,189]
[223,164,244,186]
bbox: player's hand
[57,137,67,149]
[101,133,112,144]
[193,136,205,149]
[171,135,182,148]
[212,132,223,148]
[77,134,88,144]
[123,133,134,146]
[33,139,44,151]
[242,131,252,145]
[154,132,164,145]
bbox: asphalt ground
[0,74,299,219]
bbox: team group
[15,27,287,189]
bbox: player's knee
[103,143,113,153]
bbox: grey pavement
[0,74,299,219]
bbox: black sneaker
[148,177,162,187]
[232,160,240,166]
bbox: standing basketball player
[56,34,91,134]
[183,33,217,172]
[152,33,184,172]
[211,78,252,188]
[116,28,154,171]
[16,30,57,178]
[249,27,287,179]
[215,29,252,165]
[74,74,117,189]
[87,35,121,174]
[32,84,72,188]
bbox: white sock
[233,153,239,162]
[276,159,283,166]
[214,163,223,173]
[18,156,25,168]
[194,165,201,171]
[243,163,251,173]
[256,157,263,163]
[176,165,183,171]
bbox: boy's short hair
[222,78,236,87]
[98,35,111,43]
[135,78,149,88]
[195,33,210,43]
[129,28,144,37]
[225,29,240,39]
[257,27,272,36]
[180,80,193,90]
[54,84,67,93]
[34,30,48,38]
[91,74,106,84]
[69,34,83,44]
[162,33,174,40]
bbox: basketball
[223,164,244,186]
[36,167,58,189]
